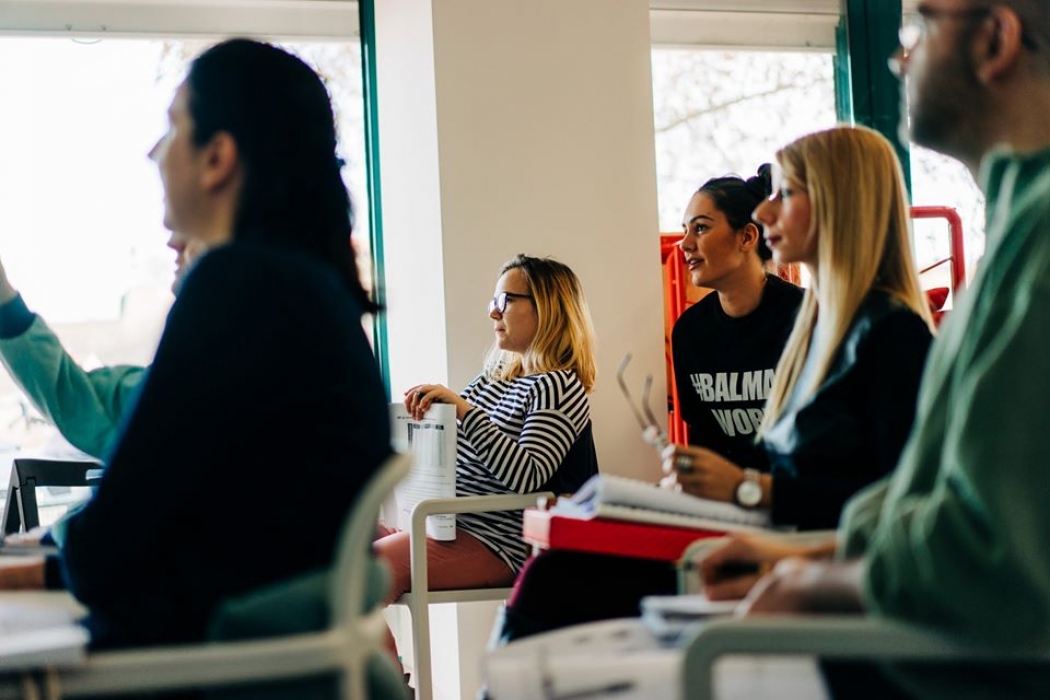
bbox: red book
[523,508,725,562]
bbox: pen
[711,561,763,579]
[682,559,763,578]
[552,681,635,699]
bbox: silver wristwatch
[734,469,763,508]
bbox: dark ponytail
[697,163,774,261]
[186,39,378,314]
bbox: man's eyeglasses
[898,5,1037,58]
[488,291,533,315]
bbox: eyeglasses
[898,5,1037,58]
[488,291,533,315]
[616,355,699,473]
[616,354,696,475]
[899,7,989,54]
[616,354,669,453]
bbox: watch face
[736,478,762,508]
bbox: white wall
[377,0,667,484]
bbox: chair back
[540,422,598,496]
[2,459,98,535]
[330,451,412,627]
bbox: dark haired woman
[491,167,804,643]
[0,39,391,651]
[671,164,802,473]
[666,128,933,531]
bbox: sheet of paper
[641,594,740,619]
[640,594,741,642]
[485,619,676,700]
[390,403,458,541]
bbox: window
[650,47,838,435]
[651,48,838,233]
[0,35,367,472]
[910,146,983,306]
[651,40,984,291]
[902,4,987,302]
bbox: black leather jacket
[761,291,932,530]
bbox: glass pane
[651,48,837,436]
[651,49,838,234]
[0,37,366,476]
[898,11,986,301]
[909,140,986,287]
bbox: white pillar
[375,2,664,696]
[377,0,665,481]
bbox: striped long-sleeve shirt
[455,369,590,571]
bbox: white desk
[0,556,88,672]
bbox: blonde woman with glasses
[374,254,598,659]
[664,125,934,531]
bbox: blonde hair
[484,255,597,392]
[761,126,933,430]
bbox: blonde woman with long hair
[374,254,597,651]
[665,126,933,530]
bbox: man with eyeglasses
[697,2,1050,699]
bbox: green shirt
[0,313,144,460]
[0,309,145,547]
[840,147,1050,699]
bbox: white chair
[396,492,552,700]
[681,615,1050,700]
[13,452,413,700]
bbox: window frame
[0,0,390,388]
[0,0,359,40]
[650,0,841,50]
[0,0,389,391]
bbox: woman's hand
[700,533,838,601]
[404,384,473,421]
[661,444,746,503]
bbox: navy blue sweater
[59,241,390,648]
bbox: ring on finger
[674,454,694,473]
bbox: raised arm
[0,259,145,460]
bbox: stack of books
[523,474,771,562]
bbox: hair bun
[746,163,773,198]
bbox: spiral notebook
[550,474,771,532]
